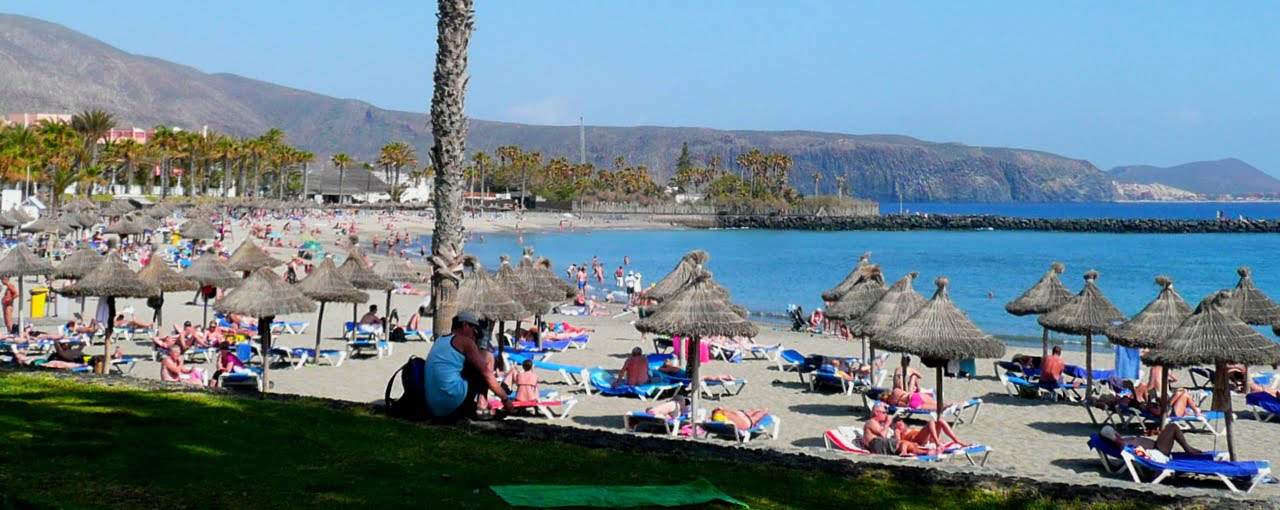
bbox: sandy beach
[26,209,1280,501]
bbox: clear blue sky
[6,1,1279,173]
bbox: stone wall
[714,214,1280,234]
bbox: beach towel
[674,337,711,363]
[491,478,746,508]
[1114,346,1142,380]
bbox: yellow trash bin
[30,287,48,319]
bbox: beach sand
[30,209,1279,499]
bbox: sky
[6,1,1280,174]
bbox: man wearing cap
[423,311,514,421]
[1098,424,1201,462]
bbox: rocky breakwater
[714,214,1280,234]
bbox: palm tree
[70,109,116,171]
[296,150,315,200]
[428,0,474,337]
[331,153,351,204]
[812,171,822,196]
[212,134,238,198]
[835,176,847,199]
[471,151,491,197]
[150,126,179,198]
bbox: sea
[420,203,1280,350]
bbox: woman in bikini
[710,407,769,430]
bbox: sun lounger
[1120,444,1269,493]
[488,395,579,420]
[565,334,589,349]
[270,321,309,335]
[699,378,748,399]
[862,388,985,425]
[698,413,780,444]
[219,367,264,391]
[284,348,347,368]
[1246,392,1280,422]
[403,329,430,341]
[111,326,156,344]
[810,366,883,395]
[587,369,681,400]
[997,372,1078,401]
[516,340,572,353]
[110,356,141,375]
[347,338,391,359]
[824,427,991,465]
[1086,433,1223,474]
[531,358,591,391]
[624,411,694,436]
[1112,406,1227,436]
[344,322,382,342]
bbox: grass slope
[0,373,1139,509]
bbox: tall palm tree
[835,176,847,199]
[70,109,116,170]
[331,153,351,204]
[150,126,179,198]
[812,171,822,196]
[361,162,376,203]
[296,150,315,200]
[471,151,491,196]
[428,0,474,337]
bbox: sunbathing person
[1249,380,1280,398]
[880,387,963,412]
[710,407,769,431]
[891,418,967,448]
[512,359,540,402]
[405,312,422,333]
[1040,346,1082,388]
[644,395,690,419]
[12,348,87,371]
[614,347,652,388]
[115,314,153,330]
[1099,424,1202,460]
[1094,387,1201,418]
[547,322,594,334]
[893,356,924,393]
[656,358,685,376]
[829,358,872,381]
[863,403,932,456]
[228,314,258,328]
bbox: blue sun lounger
[587,369,681,400]
[862,388,985,425]
[997,371,1078,401]
[220,367,264,391]
[624,409,701,436]
[1120,444,1270,493]
[699,413,781,444]
[810,366,879,395]
[516,340,572,353]
[506,351,590,391]
[1246,392,1280,423]
[1086,433,1227,474]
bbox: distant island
[1109,158,1280,202]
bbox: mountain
[1108,159,1280,196]
[0,13,1117,203]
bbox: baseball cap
[454,311,482,328]
[1099,425,1118,443]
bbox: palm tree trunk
[428,0,474,337]
[337,165,345,204]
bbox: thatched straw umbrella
[1143,291,1280,461]
[877,277,1005,421]
[55,247,104,281]
[822,251,873,302]
[826,264,889,359]
[136,250,199,328]
[59,253,158,374]
[338,252,392,332]
[495,255,544,317]
[104,218,142,238]
[374,257,421,336]
[635,268,757,415]
[1005,262,1074,359]
[21,215,64,235]
[215,268,316,394]
[0,244,55,334]
[181,253,244,325]
[1226,267,1280,326]
[458,257,527,355]
[1106,276,1193,419]
[647,250,709,302]
[178,216,218,240]
[226,238,281,274]
[60,198,96,213]
[1038,270,1127,418]
[850,272,928,338]
[130,214,160,232]
[0,209,25,231]
[295,257,368,364]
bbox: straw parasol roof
[129,214,160,231]
[137,251,198,292]
[295,258,369,304]
[0,244,54,278]
[519,257,575,303]
[875,276,1005,361]
[20,215,64,234]
[849,272,928,338]
[634,268,758,339]
[1037,270,1127,335]
[822,251,873,302]
[494,254,547,315]
[7,208,32,224]
[1143,291,1280,369]
[1005,262,1073,316]
[374,257,421,283]
[103,219,143,236]
[456,256,527,321]
[60,198,97,213]
[226,238,282,272]
[1105,276,1193,348]
[54,247,104,280]
[178,217,217,240]
[338,253,393,291]
[58,253,156,299]
[0,209,25,229]
[214,268,316,318]
[69,212,98,229]
[647,250,709,302]
[181,254,244,289]
[824,264,888,322]
[1225,267,1280,326]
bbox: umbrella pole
[352,303,358,341]
[100,296,115,375]
[313,302,326,365]
[1041,326,1049,361]
[689,336,702,423]
[384,290,392,338]
[156,291,164,331]
[17,277,24,336]
[202,294,209,326]
[1160,368,1170,428]
[936,365,944,420]
[260,314,274,397]
[1084,334,1098,424]
[1217,361,1236,461]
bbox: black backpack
[385,356,431,421]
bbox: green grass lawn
[0,373,1142,509]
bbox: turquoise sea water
[889,201,1280,219]
[448,228,1280,345]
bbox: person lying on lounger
[115,314,153,330]
[891,417,967,449]
[12,348,88,371]
[828,358,873,381]
[1099,424,1202,461]
[657,358,684,376]
[547,322,594,334]
[1249,380,1280,398]
[1094,387,1202,418]
[863,403,932,456]
[645,395,690,419]
[710,407,769,431]
[880,387,964,412]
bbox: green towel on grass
[491,478,747,508]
